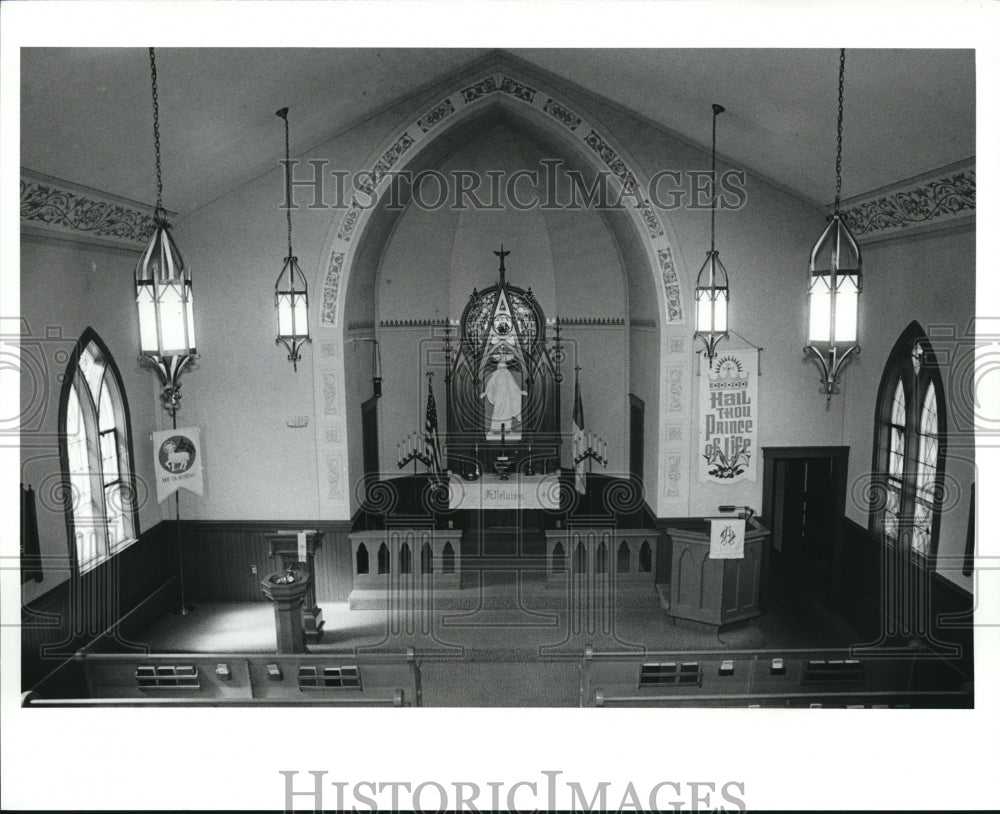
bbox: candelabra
[397,431,433,475]
[551,318,564,384]
[573,430,608,470]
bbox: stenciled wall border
[20,169,163,250]
[319,70,685,331]
[840,160,975,244]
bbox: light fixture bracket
[804,343,860,403]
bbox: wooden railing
[579,644,973,708]
[23,647,422,707]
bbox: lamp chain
[711,106,718,254]
[709,104,725,256]
[282,110,293,259]
[148,47,164,223]
[834,47,845,215]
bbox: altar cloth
[448,472,561,511]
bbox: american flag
[424,375,444,482]
[573,366,586,495]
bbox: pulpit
[265,530,324,643]
[666,517,769,629]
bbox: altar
[441,247,564,480]
[447,472,561,511]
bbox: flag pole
[172,410,193,615]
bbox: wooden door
[761,446,849,608]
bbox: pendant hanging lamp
[135,47,197,416]
[694,103,730,361]
[805,48,862,402]
[274,107,311,371]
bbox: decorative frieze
[336,203,363,242]
[500,75,536,103]
[840,164,975,242]
[379,318,450,329]
[657,248,683,323]
[321,251,344,326]
[323,373,339,416]
[665,454,682,498]
[20,174,157,247]
[326,453,345,502]
[583,130,639,193]
[667,367,684,413]
[553,316,626,327]
[543,97,582,131]
[636,199,664,239]
[360,132,416,195]
[417,99,456,133]
[460,76,498,104]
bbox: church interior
[15,46,979,711]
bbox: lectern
[265,530,324,643]
[666,517,769,629]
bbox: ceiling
[20,48,975,217]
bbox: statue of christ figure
[482,359,526,439]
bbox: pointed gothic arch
[313,61,695,519]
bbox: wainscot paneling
[21,521,178,696]
[178,521,354,604]
[841,518,974,682]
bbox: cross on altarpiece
[493,244,510,284]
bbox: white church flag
[709,517,745,559]
[698,348,758,483]
[152,426,203,503]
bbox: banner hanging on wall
[698,349,758,483]
[152,426,204,503]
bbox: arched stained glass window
[59,330,138,572]
[884,378,906,544]
[871,323,946,561]
[913,383,940,557]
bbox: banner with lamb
[152,427,204,503]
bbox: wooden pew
[579,645,973,708]
[23,647,422,707]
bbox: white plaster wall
[19,239,161,601]
[162,179,319,520]
[841,228,976,591]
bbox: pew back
[580,645,972,708]
[33,648,423,707]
